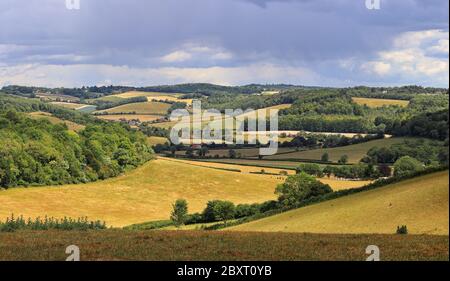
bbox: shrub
[396,225,408,235]
[394,156,424,177]
[170,199,188,227]
[275,172,332,207]
[0,214,106,232]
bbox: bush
[0,214,106,232]
[202,200,235,222]
[396,225,408,235]
[296,163,323,177]
[394,156,424,177]
[275,172,332,207]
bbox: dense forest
[0,94,154,188]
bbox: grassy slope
[0,230,447,261]
[96,101,171,115]
[265,137,413,163]
[0,159,279,227]
[229,171,449,234]
[28,112,85,131]
[164,158,371,191]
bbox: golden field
[95,101,171,115]
[161,157,371,190]
[96,114,163,122]
[352,97,410,108]
[229,171,449,235]
[0,159,280,227]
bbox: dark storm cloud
[0,0,448,87]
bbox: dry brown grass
[352,97,409,108]
[0,159,280,227]
[230,171,449,235]
[0,230,447,261]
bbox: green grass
[265,137,416,163]
[0,230,447,261]
[228,171,449,234]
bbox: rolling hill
[228,171,449,234]
[0,159,280,227]
[264,137,414,163]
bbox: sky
[0,0,448,88]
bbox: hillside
[0,159,280,227]
[265,137,413,163]
[95,101,171,115]
[228,171,449,234]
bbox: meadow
[229,171,449,234]
[0,230,447,261]
[0,159,279,227]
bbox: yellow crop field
[147,136,169,146]
[0,159,279,227]
[229,171,449,235]
[114,91,181,98]
[96,114,164,122]
[96,101,171,115]
[162,158,371,190]
[352,97,410,108]
[265,137,414,163]
[50,102,87,110]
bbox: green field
[0,230,447,261]
[229,171,449,234]
[0,159,279,227]
[265,137,414,163]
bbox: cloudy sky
[0,0,448,87]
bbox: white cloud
[360,29,449,86]
[159,43,233,64]
[0,63,320,88]
[160,50,193,63]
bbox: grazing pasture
[229,171,449,235]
